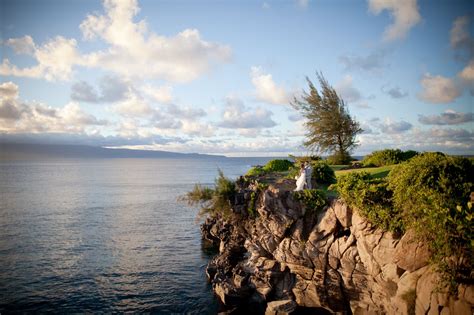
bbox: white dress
[294,170,306,191]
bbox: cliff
[201,181,473,314]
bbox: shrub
[388,152,473,287]
[246,166,266,177]
[246,159,294,177]
[330,172,403,233]
[362,149,419,167]
[263,159,294,172]
[293,189,327,212]
[181,170,236,218]
[312,161,336,184]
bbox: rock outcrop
[202,183,473,314]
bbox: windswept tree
[292,72,363,164]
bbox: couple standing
[294,162,313,191]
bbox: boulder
[265,299,297,315]
[332,199,353,228]
[393,229,430,272]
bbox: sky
[0,0,473,156]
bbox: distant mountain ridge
[0,143,226,160]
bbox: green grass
[329,165,348,171]
[334,165,395,179]
[316,165,396,198]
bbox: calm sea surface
[0,157,274,313]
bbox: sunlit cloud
[368,0,421,42]
[250,66,290,105]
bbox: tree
[292,72,363,164]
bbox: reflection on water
[0,157,273,313]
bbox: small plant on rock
[181,169,236,218]
[293,189,327,213]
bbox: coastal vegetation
[291,73,363,165]
[331,152,473,289]
[181,169,236,218]
[361,148,419,167]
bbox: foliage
[312,161,337,184]
[181,170,236,218]
[362,149,419,167]
[246,166,266,177]
[330,172,404,233]
[291,72,362,163]
[246,159,294,177]
[263,159,294,172]
[248,191,258,218]
[388,153,473,287]
[293,189,327,213]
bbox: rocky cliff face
[202,182,473,314]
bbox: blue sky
[0,0,473,156]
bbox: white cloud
[418,110,473,125]
[378,118,413,134]
[250,66,290,105]
[113,94,154,117]
[5,35,36,55]
[382,86,408,98]
[0,82,107,133]
[459,60,474,82]
[450,16,474,57]
[166,104,206,119]
[71,81,101,103]
[141,85,173,104]
[357,126,474,155]
[2,0,231,82]
[79,0,231,82]
[1,36,81,81]
[0,81,19,99]
[418,73,462,104]
[368,0,421,42]
[335,75,361,103]
[339,50,388,73]
[458,60,474,95]
[219,96,277,129]
[59,102,108,126]
[182,121,215,137]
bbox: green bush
[181,170,236,218]
[293,189,327,212]
[246,159,294,177]
[362,149,418,167]
[388,152,473,287]
[330,172,403,233]
[246,166,266,177]
[312,161,336,184]
[263,159,294,172]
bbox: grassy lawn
[334,165,395,179]
[315,165,397,198]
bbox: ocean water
[0,157,274,313]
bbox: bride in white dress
[294,165,306,191]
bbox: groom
[304,162,313,189]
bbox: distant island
[0,142,226,160]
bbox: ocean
[0,157,274,313]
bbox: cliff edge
[201,181,473,315]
